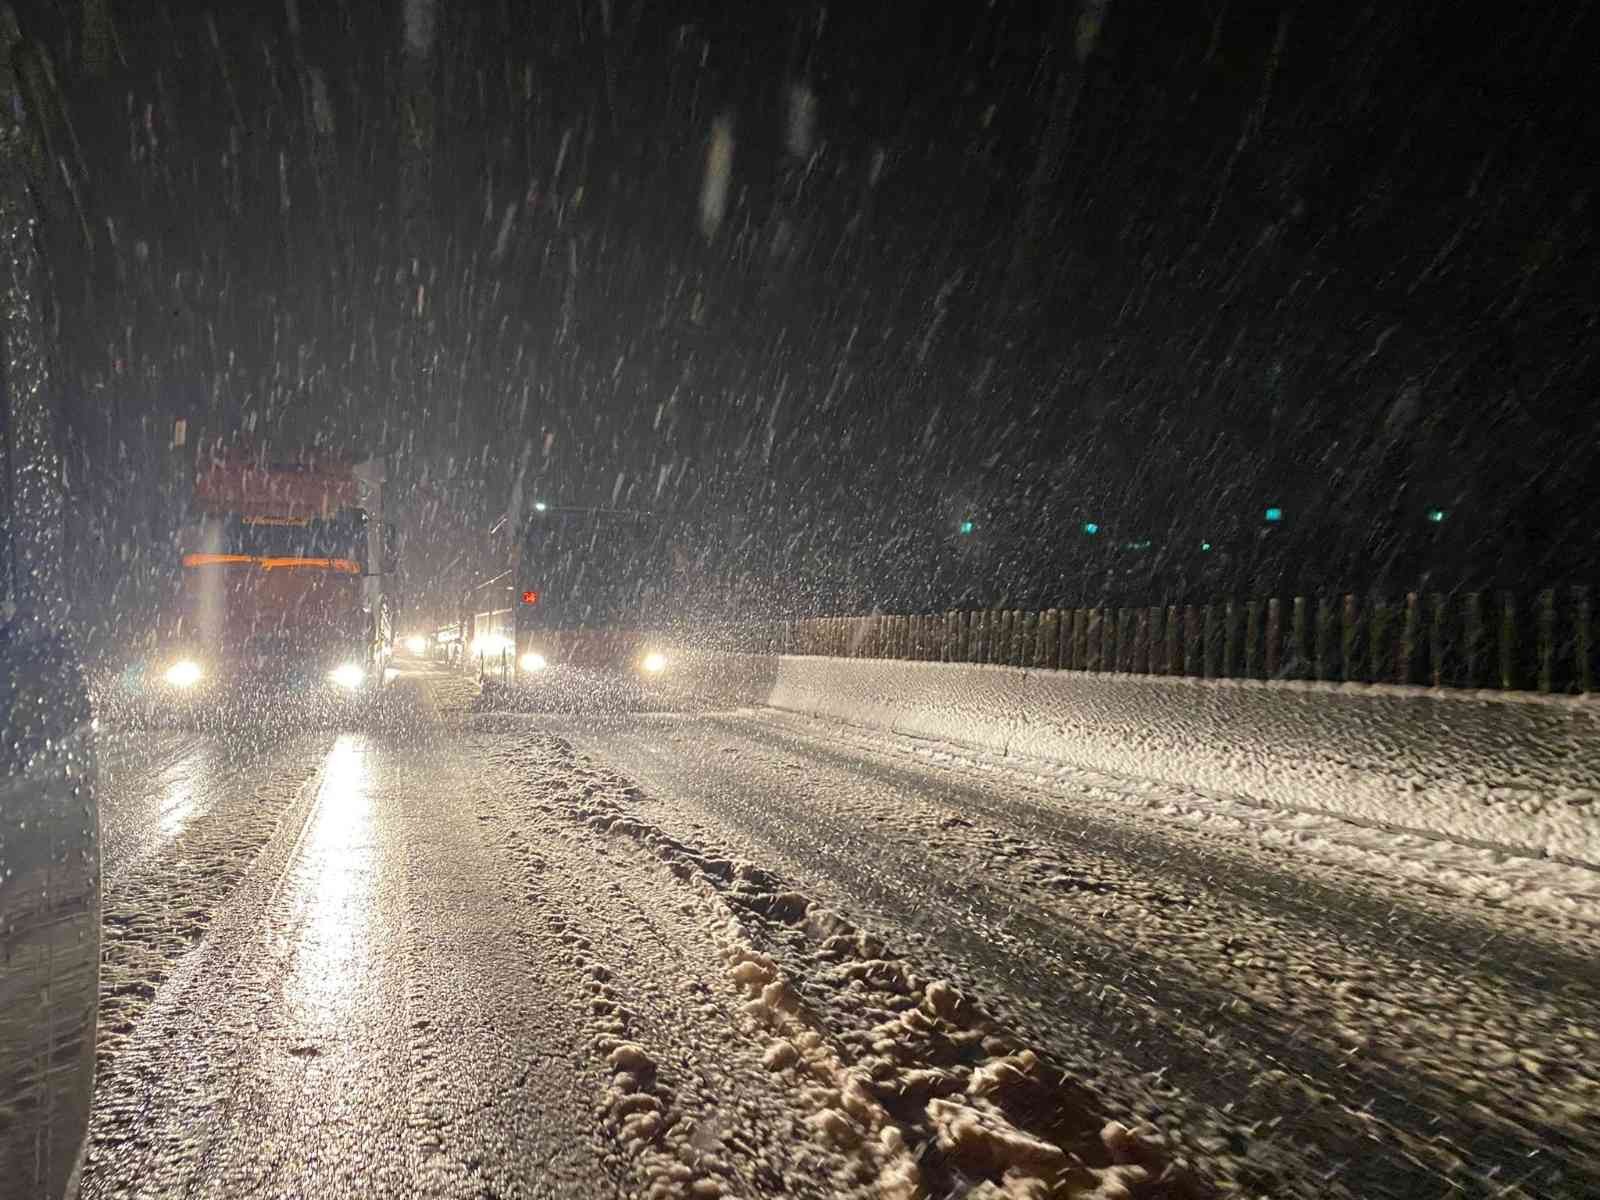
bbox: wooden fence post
[1147,607,1165,675]
[1165,606,1181,675]
[1204,603,1224,678]
[1133,608,1151,675]
[1576,587,1594,694]
[1291,597,1311,680]
[1264,598,1281,678]
[1315,595,1339,682]
[1041,610,1061,668]
[1368,595,1394,685]
[1427,594,1447,687]
[1462,593,1485,688]
[1182,605,1202,676]
[1399,593,1421,685]
[1498,592,1517,691]
[1016,611,1035,668]
[1222,600,1241,679]
[1341,594,1363,683]
[1244,599,1262,680]
[1084,608,1102,672]
[1537,590,1556,693]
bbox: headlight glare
[641,652,668,675]
[405,635,427,654]
[164,659,203,688]
[328,663,366,690]
[520,652,548,673]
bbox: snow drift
[761,657,1600,868]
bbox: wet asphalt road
[82,664,1600,1199]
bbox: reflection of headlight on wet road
[519,652,547,673]
[164,659,203,688]
[640,652,668,675]
[405,635,427,654]
[328,663,366,690]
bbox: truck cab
[142,446,399,710]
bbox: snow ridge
[486,728,1212,1199]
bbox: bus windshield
[519,509,669,630]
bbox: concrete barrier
[762,656,1600,867]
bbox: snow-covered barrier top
[765,656,1600,868]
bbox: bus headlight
[520,651,548,673]
[640,652,668,675]
[328,663,366,690]
[164,659,204,688]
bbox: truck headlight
[164,659,204,688]
[519,652,548,673]
[640,652,668,675]
[328,663,366,689]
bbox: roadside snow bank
[765,657,1600,868]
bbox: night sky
[9,0,1597,630]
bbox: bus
[500,506,676,687]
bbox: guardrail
[766,588,1597,695]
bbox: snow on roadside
[751,709,1600,936]
[480,727,1216,1200]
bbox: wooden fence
[761,588,1597,695]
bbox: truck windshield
[519,510,668,630]
[192,512,369,567]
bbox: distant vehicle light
[328,663,366,690]
[520,652,548,673]
[1264,506,1284,522]
[1082,522,1100,535]
[533,502,548,512]
[641,652,668,675]
[405,635,427,654]
[164,659,203,688]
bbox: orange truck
[141,442,399,710]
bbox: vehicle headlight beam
[164,659,204,688]
[328,663,366,690]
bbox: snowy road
[83,665,1600,1199]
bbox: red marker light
[522,590,540,605]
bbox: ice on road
[82,667,1600,1199]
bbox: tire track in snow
[93,732,332,1073]
[541,711,1599,1200]
[478,728,1210,1200]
